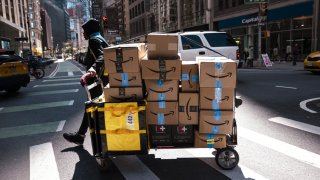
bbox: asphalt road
[0,60,319,180]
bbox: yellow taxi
[0,50,30,93]
[304,51,320,74]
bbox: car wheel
[5,86,21,93]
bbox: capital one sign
[241,16,267,24]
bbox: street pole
[258,3,262,67]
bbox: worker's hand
[80,72,92,87]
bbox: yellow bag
[97,102,148,153]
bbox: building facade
[40,8,53,57]
[212,0,319,61]
[27,0,43,56]
[0,0,30,55]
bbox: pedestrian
[292,43,298,66]
[244,49,249,66]
[63,18,109,145]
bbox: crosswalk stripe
[68,72,74,76]
[43,78,79,82]
[47,75,82,79]
[33,82,79,87]
[30,142,60,180]
[112,156,160,180]
[238,126,320,169]
[0,100,74,113]
[0,120,65,139]
[26,89,79,96]
[275,85,297,89]
[56,120,66,132]
[269,117,320,135]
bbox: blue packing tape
[214,80,222,88]
[181,73,189,81]
[212,126,219,134]
[215,62,223,70]
[215,88,222,101]
[121,73,129,87]
[214,111,221,121]
[212,99,220,110]
[158,93,166,101]
[158,101,166,108]
[157,113,165,125]
[192,75,199,82]
[157,80,164,87]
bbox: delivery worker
[63,18,109,145]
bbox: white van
[176,31,240,65]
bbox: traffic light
[261,3,268,16]
[102,16,108,28]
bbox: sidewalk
[240,61,304,71]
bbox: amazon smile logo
[206,72,232,78]
[149,87,173,93]
[204,120,229,126]
[146,67,176,74]
[151,111,175,116]
[108,57,133,63]
[204,96,229,101]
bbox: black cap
[82,18,100,36]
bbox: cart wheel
[96,156,112,171]
[215,147,239,170]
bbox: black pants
[78,76,108,135]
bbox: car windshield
[0,54,25,64]
[204,33,237,47]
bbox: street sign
[261,54,272,67]
[245,0,269,3]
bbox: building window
[141,2,144,13]
[225,0,229,9]
[218,0,223,10]
[232,0,236,7]
[238,0,244,5]
[5,0,9,19]
[138,3,141,15]
[0,0,3,17]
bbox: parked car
[176,31,240,66]
[304,51,320,74]
[0,50,30,93]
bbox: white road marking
[68,72,74,76]
[0,121,66,139]
[43,78,79,82]
[275,85,297,90]
[48,62,60,78]
[34,82,79,87]
[56,120,66,132]
[149,148,268,180]
[238,126,320,169]
[48,75,81,79]
[26,89,79,96]
[300,97,320,113]
[112,156,160,180]
[0,100,74,113]
[30,142,60,180]
[269,117,320,135]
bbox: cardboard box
[109,72,142,87]
[178,93,199,125]
[199,110,234,134]
[146,101,179,125]
[194,131,226,149]
[148,125,173,147]
[104,43,146,73]
[181,62,199,92]
[145,80,179,101]
[147,33,179,59]
[103,87,143,102]
[200,88,235,110]
[197,57,237,88]
[141,59,182,80]
[172,125,194,146]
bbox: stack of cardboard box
[195,56,237,149]
[103,43,146,101]
[141,33,187,147]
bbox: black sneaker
[63,132,85,145]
